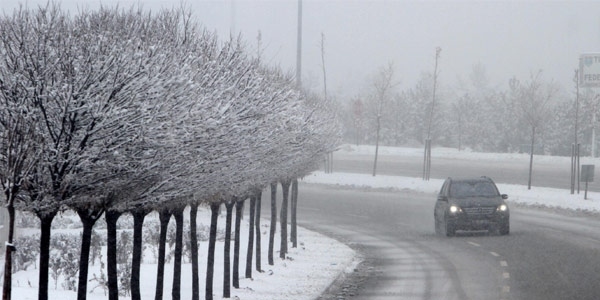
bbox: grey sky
[3,0,599,99]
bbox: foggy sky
[3,0,600,100]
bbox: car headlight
[497,204,508,212]
[449,205,461,213]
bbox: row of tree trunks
[255,191,263,272]
[171,206,185,300]
[27,182,295,300]
[194,182,298,298]
[154,209,173,300]
[76,207,105,300]
[245,196,256,278]
[268,183,277,265]
[233,200,244,288]
[291,179,298,248]
[206,201,220,300]
[37,210,58,300]
[105,210,122,300]
[75,200,202,300]
[189,203,200,300]
[280,179,291,259]
[223,201,234,298]
[2,200,15,300]
[131,209,151,300]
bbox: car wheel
[435,218,441,235]
[445,220,456,237]
[499,222,510,235]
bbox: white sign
[580,53,600,87]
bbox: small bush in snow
[51,215,81,230]
[49,233,80,291]
[89,256,108,296]
[16,212,40,229]
[117,230,132,296]
[143,219,218,264]
[116,215,134,230]
[166,221,191,263]
[142,219,161,263]
[12,234,40,273]
[89,229,105,265]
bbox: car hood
[449,196,505,207]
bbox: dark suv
[434,176,509,236]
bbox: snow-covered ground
[10,207,358,300]
[10,144,600,300]
[320,144,600,213]
[336,143,600,166]
[303,172,600,214]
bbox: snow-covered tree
[2,4,343,300]
[0,4,201,300]
[0,6,76,299]
[0,38,43,299]
[368,63,396,176]
[512,72,558,189]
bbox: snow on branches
[0,4,340,213]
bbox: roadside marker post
[581,165,594,200]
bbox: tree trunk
[77,208,104,300]
[255,191,262,272]
[2,202,15,300]
[171,206,185,300]
[205,201,220,300]
[233,200,244,288]
[245,196,256,278]
[131,209,149,300]
[528,126,536,190]
[330,152,334,173]
[105,210,122,300]
[154,209,172,300]
[268,183,277,265]
[189,203,200,300]
[280,179,291,259]
[373,115,381,176]
[291,179,298,248]
[223,201,234,298]
[37,210,57,300]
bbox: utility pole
[571,69,580,194]
[320,33,327,101]
[320,32,334,173]
[230,0,236,36]
[593,94,598,158]
[296,0,302,89]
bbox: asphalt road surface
[290,185,600,300]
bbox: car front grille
[463,206,496,216]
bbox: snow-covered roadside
[10,208,358,300]
[302,171,600,214]
[336,144,600,166]
[320,144,600,214]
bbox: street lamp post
[423,47,441,181]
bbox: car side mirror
[437,195,448,201]
[501,194,508,200]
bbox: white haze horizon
[3,0,600,100]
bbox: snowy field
[9,144,600,300]
[307,144,600,214]
[303,172,600,214]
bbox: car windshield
[450,181,498,198]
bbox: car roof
[448,176,494,184]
